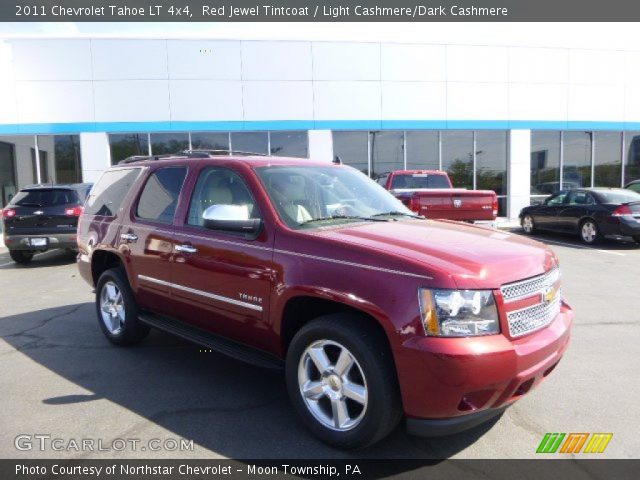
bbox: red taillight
[2,208,16,218]
[65,206,83,217]
[612,205,632,217]
[492,197,499,217]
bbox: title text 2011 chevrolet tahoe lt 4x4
[77,153,573,449]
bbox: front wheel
[96,268,149,346]
[9,250,34,264]
[286,314,402,449]
[580,219,603,245]
[521,214,536,234]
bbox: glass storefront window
[370,131,404,179]
[269,131,308,158]
[563,131,592,188]
[332,131,369,175]
[231,132,269,155]
[406,131,439,170]
[531,131,561,195]
[109,133,149,164]
[476,131,508,196]
[624,131,640,185]
[593,132,622,187]
[441,131,473,189]
[190,132,229,151]
[150,133,189,155]
[53,135,82,184]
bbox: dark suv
[77,153,572,449]
[2,183,92,264]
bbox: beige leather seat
[269,176,312,223]
[188,174,233,226]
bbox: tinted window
[594,132,622,188]
[150,133,189,155]
[137,167,187,223]
[231,132,268,155]
[627,182,640,193]
[332,131,369,175]
[546,192,569,206]
[11,189,79,207]
[391,173,450,189]
[568,191,595,205]
[371,131,404,179]
[441,131,473,189]
[597,190,640,204]
[406,131,439,170]
[109,134,149,165]
[191,132,229,151]
[531,131,561,194]
[85,169,142,217]
[187,168,259,228]
[563,132,592,188]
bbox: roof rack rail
[117,149,269,164]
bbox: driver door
[170,165,275,350]
[536,191,569,229]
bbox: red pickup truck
[78,154,572,449]
[378,170,498,222]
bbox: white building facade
[1,37,640,218]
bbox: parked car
[625,179,640,194]
[2,183,92,264]
[77,153,572,449]
[520,188,640,244]
[376,170,498,222]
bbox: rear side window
[85,168,141,217]
[136,167,187,224]
[11,189,79,207]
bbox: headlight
[418,288,500,337]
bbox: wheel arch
[91,249,127,286]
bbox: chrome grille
[500,268,560,302]
[507,295,561,338]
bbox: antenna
[333,155,343,165]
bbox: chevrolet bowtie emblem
[543,285,558,305]
[34,210,44,215]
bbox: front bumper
[396,302,573,428]
[3,232,77,251]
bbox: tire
[521,214,536,234]
[634,236,640,244]
[9,250,34,264]
[579,219,603,245]
[95,268,149,346]
[286,314,402,449]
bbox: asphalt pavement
[0,230,638,459]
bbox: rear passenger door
[124,166,188,312]
[170,165,274,350]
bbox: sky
[1,22,640,50]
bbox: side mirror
[202,205,262,234]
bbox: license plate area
[29,237,48,247]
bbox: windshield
[597,190,640,204]
[10,189,80,207]
[255,165,415,229]
[391,173,450,189]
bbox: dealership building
[1,36,640,219]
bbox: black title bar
[3,0,640,22]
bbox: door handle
[175,244,198,254]
[120,233,138,243]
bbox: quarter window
[136,167,187,223]
[85,168,142,217]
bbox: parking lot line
[538,238,626,256]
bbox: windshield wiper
[370,211,423,219]
[17,202,43,207]
[299,215,388,226]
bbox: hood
[310,219,557,289]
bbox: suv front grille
[501,268,561,338]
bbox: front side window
[136,167,187,223]
[187,167,260,228]
[255,165,413,229]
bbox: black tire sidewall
[95,268,148,345]
[285,316,401,449]
[9,250,33,264]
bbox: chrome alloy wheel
[99,281,125,335]
[298,339,368,431]
[522,215,534,233]
[581,221,597,243]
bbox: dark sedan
[2,183,92,264]
[520,188,640,245]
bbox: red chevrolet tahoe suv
[77,153,573,449]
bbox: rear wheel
[580,219,603,244]
[9,250,34,264]
[286,314,402,449]
[96,268,149,346]
[521,215,536,234]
